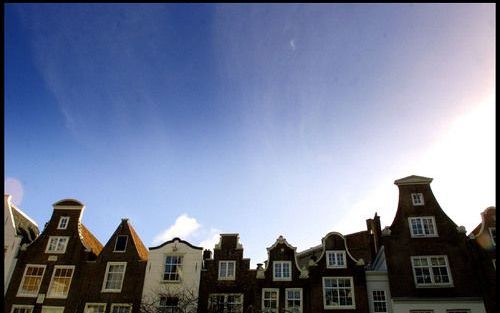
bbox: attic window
[411,193,425,206]
[57,217,70,229]
[114,236,128,252]
[326,250,347,268]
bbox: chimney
[203,249,212,260]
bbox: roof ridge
[124,220,149,260]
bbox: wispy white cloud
[198,228,222,251]
[152,214,201,245]
[289,39,296,51]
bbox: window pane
[111,306,131,313]
[48,267,74,297]
[85,305,106,313]
[105,264,125,290]
[19,265,45,296]
[115,236,128,252]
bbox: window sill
[324,305,356,310]
[101,289,123,293]
[415,284,454,288]
[161,280,181,283]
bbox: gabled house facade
[198,234,256,313]
[141,237,202,313]
[256,235,308,313]
[469,207,496,313]
[305,232,370,313]
[4,199,104,313]
[381,175,486,313]
[4,194,40,294]
[80,218,149,313]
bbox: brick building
[198,234,257,313]
[469,207,496,313]
[80,218,148,313]
[381,175,486,313]
[4,176,495,313]
[4,199,103,313]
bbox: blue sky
[5,4,495,266]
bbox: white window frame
[411,255,453,287]
[326,250,347,268]
[84,303,107,313]
[47,265,75,298]
[101,262,127,292]
[372,290,387,313]
[322,276,356,309]
[45,236,69,254]
[57,217,70,229]
[411,193,425,206]
[163,255,183,282]
[218,260,236,280]
[489,227,496,246]
[114,235,128,252]
[110,304,132,313]
[285,288,303,313]
[41,307,65,313]
[262,288,279,313]
[10,305,34,313]
[273,261,292,281]
[409,216,438,238]
[17,264,46,297]
[208,293,244,313]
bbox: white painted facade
[4,195,39,293]
[141,238,203,310]
[366,271,393,313]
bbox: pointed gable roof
[80,223,104,255]
[126,219,149,260]
[103,218,149,260]
[394,175,433,186]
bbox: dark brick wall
[4,208,98,313]
[307,233,369,313]
[256,239,308,312]
[198,234,257,313]
[383,182,482,299]
[78,220,147,313]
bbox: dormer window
[411,193,425,206]
[57,217,70,229]
[273,261,292,281]
[326,251,347,268]
[114,236,128,252]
